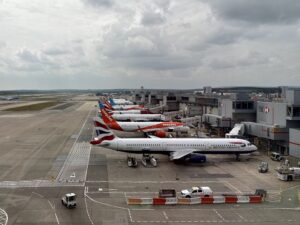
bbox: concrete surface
[0,95,299,225]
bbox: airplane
[109,98,133,105]
[90,125,258,161]
[94,111,189,137]
[106,109,146,115]
[103,100,144,111]
[98,103,165,122]
[100,111,166,122]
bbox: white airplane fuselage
[110,110,142,114]
[111,114,166,122]
[111,105,142,110]
[95,117,188,132]
[98,138,257,155]
[112,99,133,105]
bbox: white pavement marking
[85,193,128,210]
[84,186,95,225]
[54,213,60,225]
[56,142,91,183]
[56,108,93,183]
[213,209,225,221]
[128,209,133,223]
[131,209,154,211]
[0,208,8,225]
[32,191,44,198]
[0,179,83,188]
[86,180,224,184]
[235,212,246,221]
[224,181,242,193]
[48,200,55,210]
[163,211,168,220]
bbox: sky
[1,0,300,90]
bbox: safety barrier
[224,196,238,204]
[127,195,263,205]
[237,196,250,203]
[153,198,166,205]
[165,197,177,205]
[249,195,262,203]
[190,197,201,204]
[177,198,191,205]
[141,198,154,205]
[213,196,225,204]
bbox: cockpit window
[247,143,251,146]
[241,144,246,147]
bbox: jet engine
[154,130,167,138]
[185,153,206,163]
[174,153,206,164]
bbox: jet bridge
[225,123,245,138]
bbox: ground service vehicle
[61,193,76,208]
[270,152,283,161]
[258,161,268,173]
[159,189,176,198]
[181,186,213,198]
[277,167,300,181]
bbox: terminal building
[134,86,300,161]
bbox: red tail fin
[100,107,115,124]
[100,108,123,131]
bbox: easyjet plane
[98,103,164,121]
[95,105,189,137]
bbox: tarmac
[0,97,299,225]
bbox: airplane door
[162,142,167,151]
[207,142,213,151]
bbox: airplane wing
[169,149,195,160]
[147,135,160,139]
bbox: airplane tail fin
[99,103,116,124]
[93,117,109,129]
[104,100,114,110]
[98,104,123,131]
[109,98,116,106]
[90,118,118,145]
[98,100,113,110]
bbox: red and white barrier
[165,197,177,205]
[127,195,262,205]
[237,196,250,203]
[213,196,225,204]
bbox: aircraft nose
[253,145,258,151]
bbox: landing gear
[127,156,138,167]
[142,154,157,167]
[235,154,240,161]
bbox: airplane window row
[127,144,161,147]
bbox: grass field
[4,101,60,111]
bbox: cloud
[42,47,70,56]
[1,0,300,89]
[17,48,41,63]
[206,0,300,24]
[141,10,166,26]
[206,50,277,70]
[81,0,113,7]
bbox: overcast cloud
[1,0,300,89]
